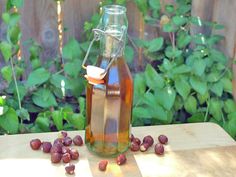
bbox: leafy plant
[0,0,88,134]
[132,0,236,139]
[0,0,235,140]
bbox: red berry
[130,134,134,142]
[155,143,164,155]
[98,160,108,171]
[30,139,41,150]
[140,143,150,152]
[130,142,140,151]
[62,146,71,154]
[61,131,68,138]
[143,135,154,146]
[158,135,168,144]
[65,163,75,175]
[62,153,71,163]
[63,137,72,146]
[69,148,79,160]
[51,152,62,163]
[42,142,52,153]
[73,135,83,146]
[54,138,64,145]
[116,154,126,165]
[50,143,63,154]
[132,137,141,146]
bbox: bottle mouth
[104,5,126,15]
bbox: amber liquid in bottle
[85,55,133,156]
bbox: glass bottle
[84,5,133,156]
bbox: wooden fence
[0,0,235,71]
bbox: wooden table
[0,122,236,177]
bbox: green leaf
[184,96,197,114]
[147,37,164,52]
[35,116,50,132]
[177,4,191,14]
[175,77,190,100]
[31,59,41,70]
[172,15,188,26]
[210,81,223,97]
[165,46,182,59]
[9,13,20,26]
[8,25,21,44]
[124,46,134,63]
[1,66,12,83]
[11,0,24,8]
[78,97,85,115]
[156,87,176,110]
[69,77,85,97]
[151,104,169,122]
[134,74,146,105]
[221,77,232,93]
[16,108,29,121]
[172,64,191,74]
[177,33,191,48]
[197,92,209,105]
[0,96,6,106]
[193,59,206,76]
[190,76,207,95]
[209,99,223,121]
[210,49,227,64]
[163,23,175,32]
[227,112,236,120]
[64,60,81,78]
[214,24,224,30]
[2,13,10,24]
[66,113,85,130]
[224,117,236,138]
[52,110,63,131]
[224,99,236,114]
[206,71,221,82]
[14,84,26,101]
[143,92,156,107]
[50,74,72,89]
[193,34,206,45]
[134,74,146,95]
[207,35,224,46]
[149,0,160,10]
[26,68,50,87]
[62,38,82,60]
[0,41,12,62]
[165,5,174,13]
[0,108,19,134]
[145,64,164,90]
[134,0,148,15]
[32,88,57,108]
[133,107,152,119]
[188,113,204,123]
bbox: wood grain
[0,123,235,177]
[211,0,236,59]
[62,0,98,43]
[135,146,236,177]
[20,0,58,65]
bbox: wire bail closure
[82,27,126,77]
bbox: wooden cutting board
[0,123,235,177]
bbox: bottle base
[86,142,130,157]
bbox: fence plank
[192,0,236,59]
[62,0,98,43]
[20,0,58,64]
[211,0,236,59]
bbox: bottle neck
[99,5,128,58]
